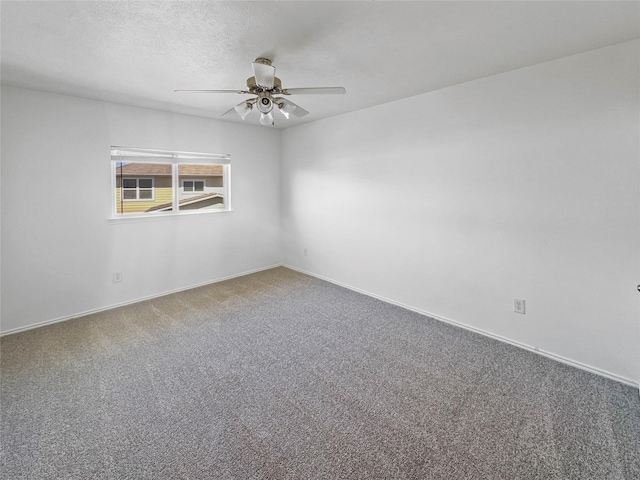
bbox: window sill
[108,208,233,224]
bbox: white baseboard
[0,264,283,337]
[284,265,639,389]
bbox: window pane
[114,162,171,215]
[178,164,225,211]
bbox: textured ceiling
[2,1,639,129]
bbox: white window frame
[110,147,231,219]
[121,177,155,201]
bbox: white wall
[1,87,281,333]
[281,41,640,384]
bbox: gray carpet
[1,267,639,479]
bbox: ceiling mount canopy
[175,57,346,126]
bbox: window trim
[110,147,231,219]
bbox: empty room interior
[1,1,639,478]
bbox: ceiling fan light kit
[278,100,295,119]
[259,111,274,125]
[233,100,253,120]
[256,93,273,113]
[176,58,346,126]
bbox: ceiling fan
[175,58,346,125]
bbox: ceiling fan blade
[252,61,276,89]
[282,87,346,95]
[174,89,250,94]
[220,106,237,118]
[274,97,309,119]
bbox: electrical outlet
[113,272,123,283]
[514,298,525,314]
[304,248,308,256]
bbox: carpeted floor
[1,267,639,479]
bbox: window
[183,180,204,193]
[111,147,230,217]
[122,178,154,200]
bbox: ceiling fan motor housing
[246,76,282,93]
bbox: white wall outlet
[514,298,525,314]
[113,272,123,283]
[304,248,308,256]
